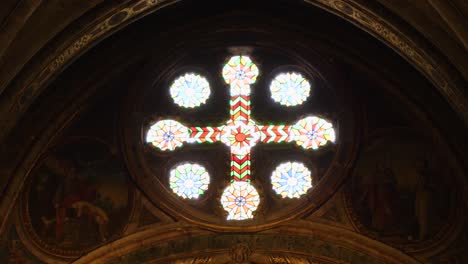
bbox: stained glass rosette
[222,56,259,96]
[270,72,311,106]
[169,163,210,199]
[290,116,335,149]
[221,181,260,220]
[144,55,339,221]
[271,161,312,198]
[220,120,260,155]
[146,120,189,151]
[170,73,211,108]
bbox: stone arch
[72,221,420,263]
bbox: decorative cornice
[72,221,420,264]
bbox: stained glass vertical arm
[222,56,259,183]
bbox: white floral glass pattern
[146,119,188,151]
[270,72,311,106]
[170,73,211,108]
[222,56,259,96]
[271,161,312,198]
[290,116,335,149]
[220,181,260,220]
[169,163,210,199]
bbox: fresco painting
[348,131,454,243]
[23,139,133,254]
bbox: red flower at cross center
[220,120,260,155]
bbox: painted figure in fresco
[359,161,399,231]
[27,140,131,255]
[41,156,110,243]
[350,136,455,244]
[71,201,109,241]
[53,166,98,242]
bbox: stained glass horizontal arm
[147,116,335,152]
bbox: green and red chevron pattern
[230,154,251,182]
[230,95,250,122]
[189,127,221,143]
[259,125,291,143]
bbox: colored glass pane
[270,72,310,106]
[220,181,260,220]
[169,163,210,199]
[220,120,260,155]
[290,116,335,149]
[271,161,312,198]
[146,120,188,151]
[230,154,251,182]
[222,56,259,96]
[170,73,211,108]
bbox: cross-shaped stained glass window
[146,55,335,220]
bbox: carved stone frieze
[230,243,251,264]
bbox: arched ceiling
[0,1,467,263]
[0,1,466,135]
[0,0,466,141]
[0,0,466,84]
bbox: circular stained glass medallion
[271,161,312,198]
[220,120,260,155]
[222,56,259,95]
[270,72,311,106]
[290,116,335,150]
[220,181,260,220]
[170,73,211,108]
[146,119,188,151]
[169,163,210,199]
